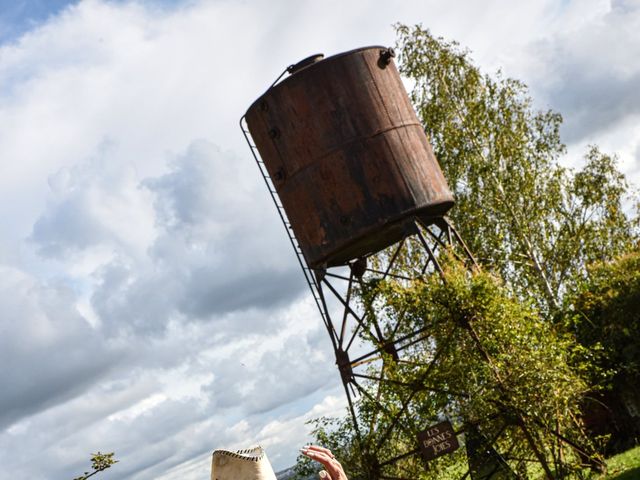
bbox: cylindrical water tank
[245,46,454,268]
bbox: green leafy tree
[296,258,602,479]
[371,257,603,478]
[73,452,118,480]
[396,24,638,315]
[566,250,640,451]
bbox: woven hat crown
[211,446,277,480]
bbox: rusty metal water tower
[241,47,507,479]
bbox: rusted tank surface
[245,46,454,268]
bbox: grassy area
[601,445,640,480]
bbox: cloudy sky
[0,0,638,479]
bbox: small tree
[73,452,118,480]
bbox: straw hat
[211,446,277,480]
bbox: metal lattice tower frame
[306,217,484,479]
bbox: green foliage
[375,258,597,477]
[298,258,601,479]
[568,249,640,380]
[600,446,640,480]
[564,248,640,425]
[395,24,639,315]
[72,452,118,480]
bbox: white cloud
[518,0,640,179]
[0,265,124,430]
[31,142,157,260]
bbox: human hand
[300,445,348,480]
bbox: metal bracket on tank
[288,53,324,74]
[268,53,325,88]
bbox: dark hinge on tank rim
[268,53,325,89]
[377,47,395,69]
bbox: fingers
[304,445,335,457]
[301,445,345,480]
[301,447,333,466]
